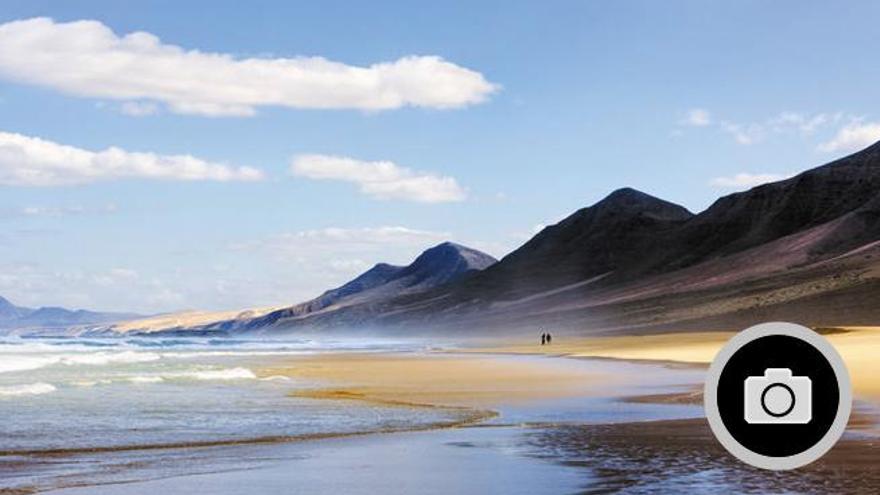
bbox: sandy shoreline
[466,326,880,400]
[25,328,880,494]
[260,352,620,410]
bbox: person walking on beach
[546,333,552,345]
[541,332,546,345]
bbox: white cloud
[683,108,711,127]
[682,110,844,146]
[1,203,117,218]
[0,262,184,313]
[234,226,450,258]
[709,172,792,189]
[119,101,159,117]
[229,226,451,300]
[0,17,498,117]
[720,121,761,145]
[0,130,264,186]
[768,112,830,134]
[291,154,466,203]
[232,226,450,274]
[817,121,880,154]
[92,268,139,287]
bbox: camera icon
[744,368,812,424]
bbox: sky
[1,1,879,314]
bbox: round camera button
[704,322,851,470]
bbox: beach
[1,329,877,494]
[469,326,880,400]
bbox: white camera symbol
[744,368,812,424]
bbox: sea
[0,336,706,492]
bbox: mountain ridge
[0,296,140,333]
[240,139,880,335]
[108,241,498,334]
[86,139,880,337]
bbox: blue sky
[1,1,879,313]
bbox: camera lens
[760,382,795,418]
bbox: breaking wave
[0,382,57,397]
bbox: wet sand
[526,417,880,494]
[51,426,586,495]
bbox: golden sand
[260,352,612,409]
[470,327,880,400]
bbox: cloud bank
[818,121,880,154]
[0,131,263,186]
[291,154,466,203]
[709,172,792,189]
[0,17,498,117]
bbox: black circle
[716,334,839,457]
[760,383,795,418]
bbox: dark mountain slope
[663,140,880,270]
[210,242,497,332]
[255,140,880,334]
[451,188,694,300]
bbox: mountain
[107,140,880,337]
[245,140,880,335]
[0,295,31,322]
[0,296,140,334]
[109,242,497,334]
[449,187,694,299]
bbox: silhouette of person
[541,333,546,345]
[547,333,552,345]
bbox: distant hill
[107,242,497,334]
[0,295,140,334]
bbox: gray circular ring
[703,322,852,470]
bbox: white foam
[179,367,257,381]
[0,355,58,373]
[0,382,57,397]
[127,376,165,384]
[259,375,291,382]
[0,350,162,374]
[59,351,161,366]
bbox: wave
[0,355,58,373]
[127,376,165,384]
[58,351,161,366]
[66,369,256,387]
[0,351,162,374]
[0,382,57,397]
[184,367,257,381]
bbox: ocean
[0,336,707,492]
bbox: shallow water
[0,337,706,492]
[0,337,462,456]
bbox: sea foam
[59,351,161,366]
[181,367,257,381]
[0,382,57,397]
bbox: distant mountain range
[89,139,880,336]
[107,242,497,335]
[0,296,139,333]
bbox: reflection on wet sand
[526,418,880,494]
